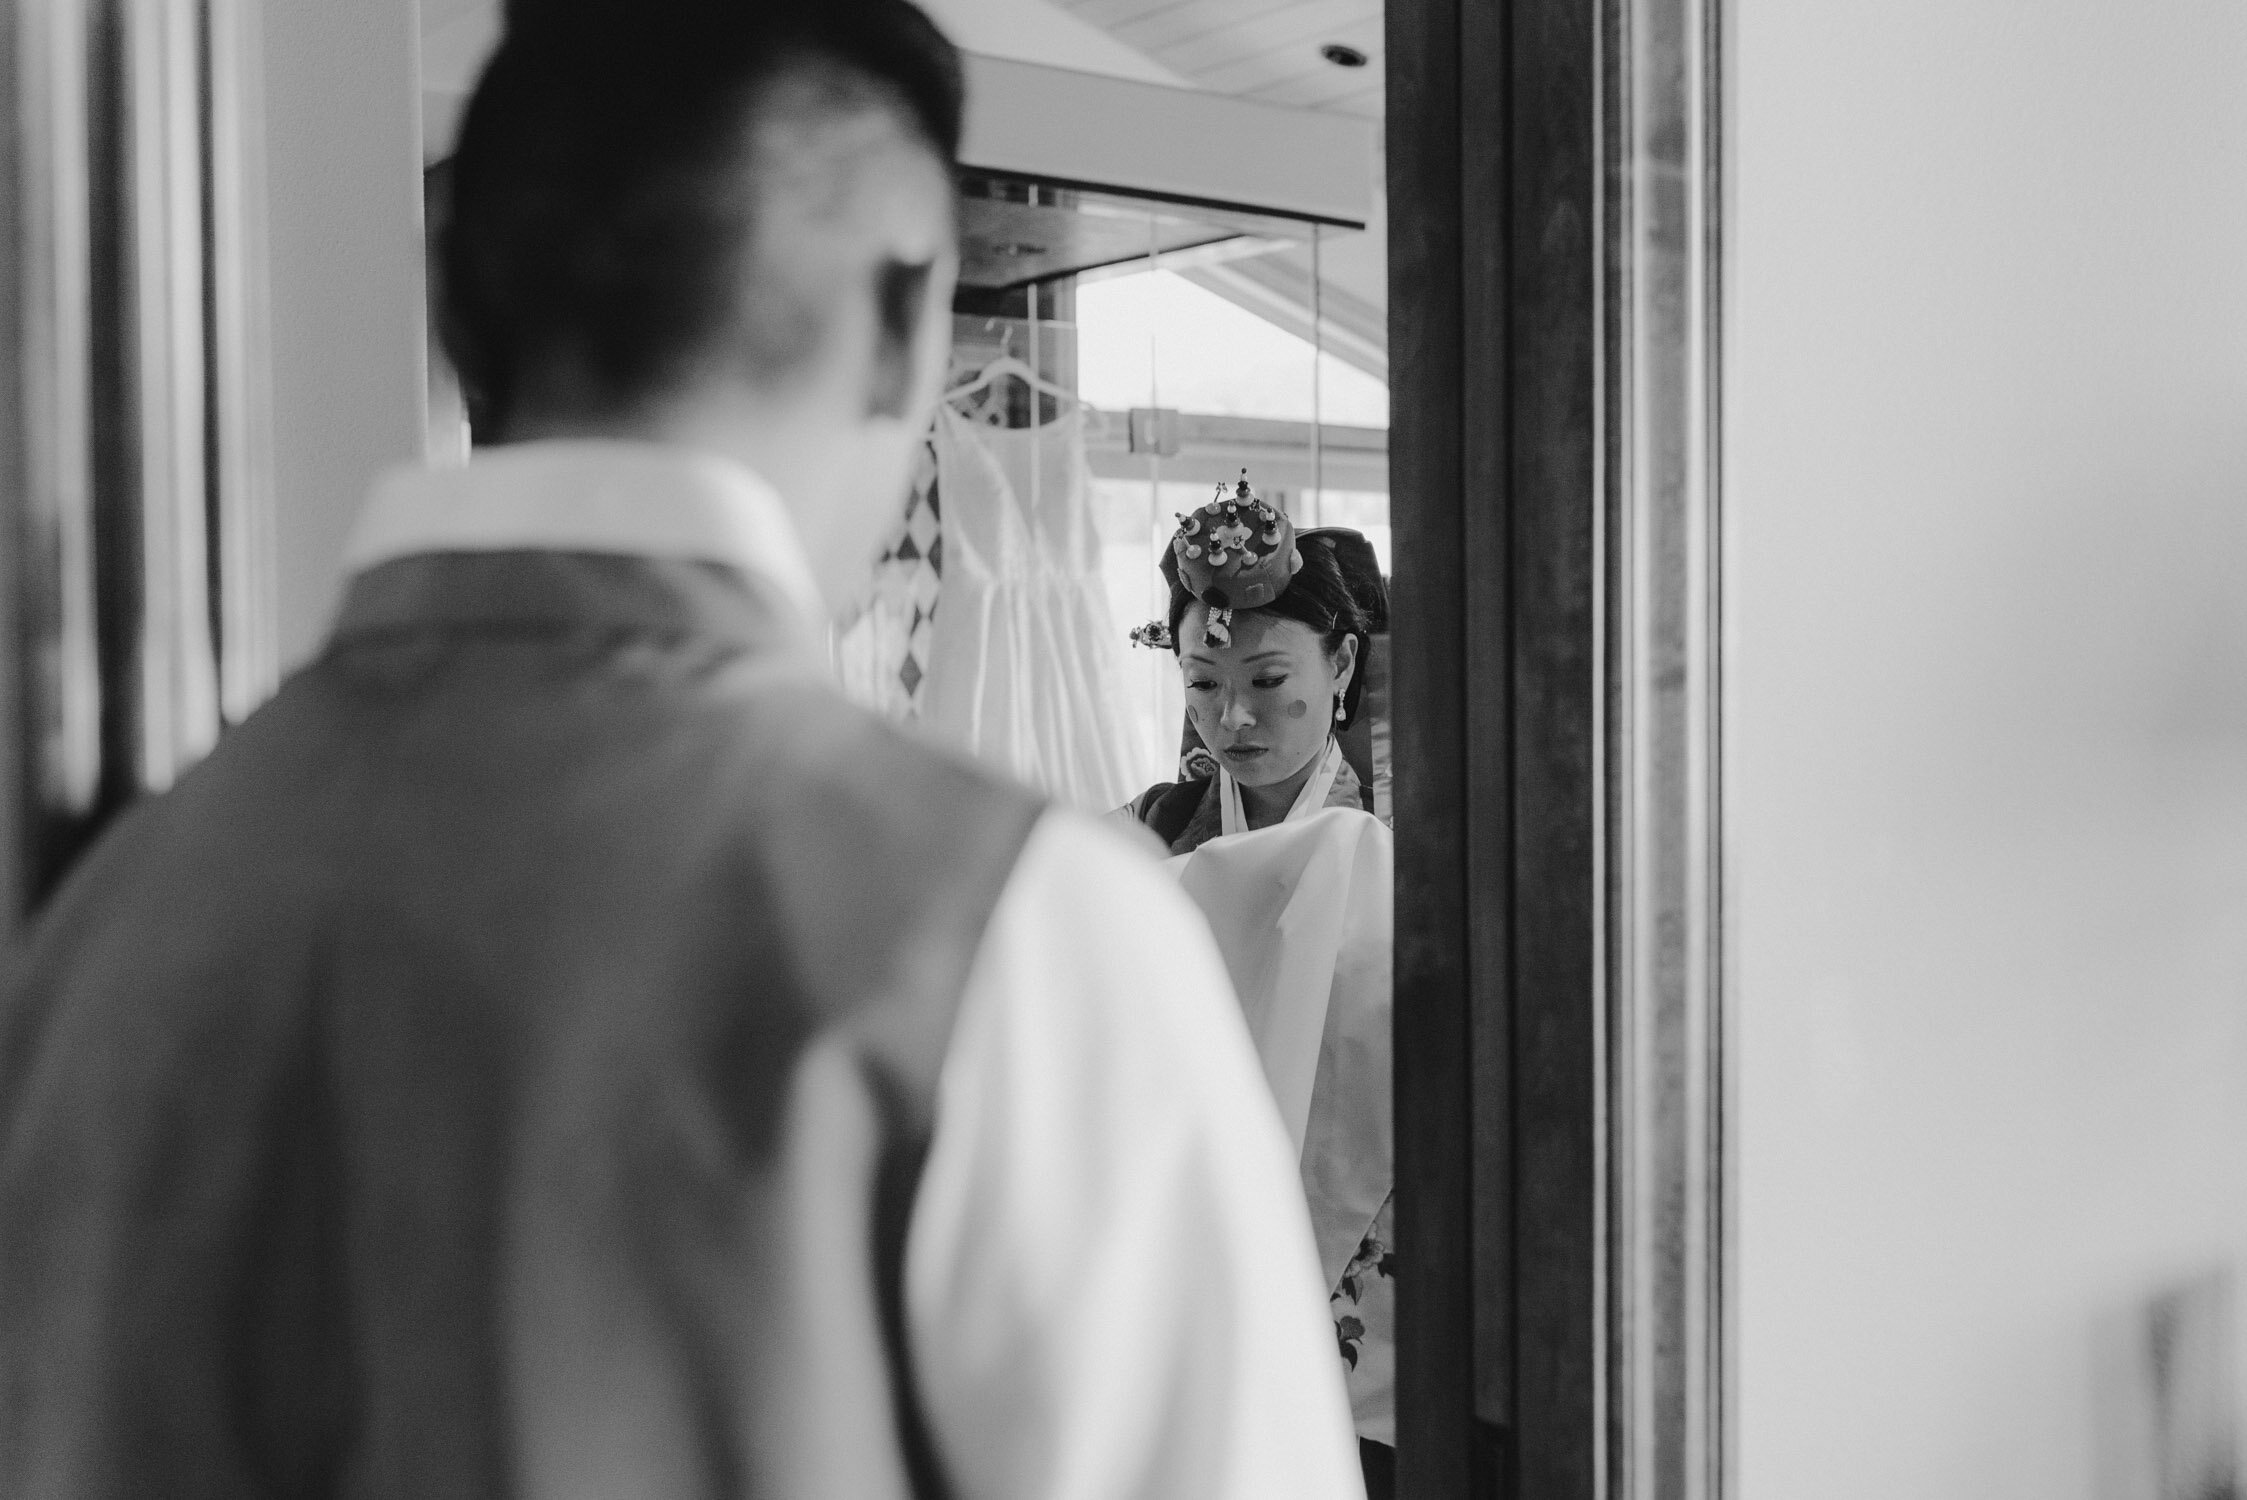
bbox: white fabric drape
[1165,806,1396,1444]
[920,402,1139,812]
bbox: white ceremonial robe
[1166,801,1398,1445]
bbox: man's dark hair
[439,1,964,433]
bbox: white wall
[261,1,426,666]
[1731,2,2247,1496]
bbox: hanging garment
[1165,805,1396,1445]
[921,400,1139,812]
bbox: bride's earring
[1334,695,1346,724]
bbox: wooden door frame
[1386,0,1727,1493]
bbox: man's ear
[866,256,936,421]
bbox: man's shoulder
[1020,803,1176,885]
[719,678,1045,839]
[19,672,339,933]
[683,679,1051,969]
[992,806,1219,985]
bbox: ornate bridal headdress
[1132,471,1305,650]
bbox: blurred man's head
[440,1,963,609]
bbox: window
[1077,255,1390,788]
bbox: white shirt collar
[343,440,828,630]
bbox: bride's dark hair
[1163,529,1386,729]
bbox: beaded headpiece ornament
[1130,471,1304,650]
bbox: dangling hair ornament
[1156,470,1303,650]
[1128,619,1174,650]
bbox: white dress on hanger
[921,400,1139,813]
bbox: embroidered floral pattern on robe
[1332,1190,1397,1402]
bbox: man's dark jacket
[0,549,1041,1498]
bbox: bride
[1121,477,1397,1497]
[1123,479,1379,849]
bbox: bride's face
[1178,606,1357,789]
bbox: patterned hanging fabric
[835,438,943,720]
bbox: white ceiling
[420,0,1380,128]
[918,0,1188,82]
[1013,0,1389,329]
[418,0,1188,107]
[1055,0,1383,120]
[417,0,1387,323]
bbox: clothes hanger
[944,351,1080,409]
[946,319,1016,383]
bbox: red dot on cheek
[1286,699,1309,720]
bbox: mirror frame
[0,0,1732,1487]
[1387,0,1727,1492]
